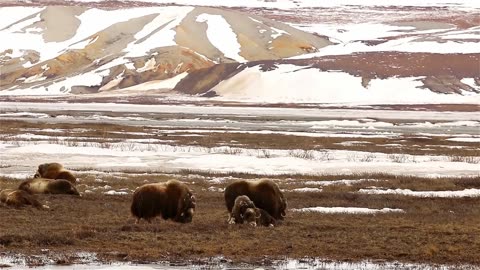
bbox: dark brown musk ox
[224,179,287,221]
[34,162,77,184]
[0,189,49,209]
[18,178,80,196]
[131,179,196,224]
[243,207,276,227]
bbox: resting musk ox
[0,189,49,209]
[18,178,80,196]
[34,162,77,184]
[243,207,276,227]
[131,180,196,223]
[225,179,287,221]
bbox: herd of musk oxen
[0,163,287,227]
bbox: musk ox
[0,189,49,209]
[18,178,80,196]
[225,179,287,221]
[229,195,256,224]
[131,180,196,223]
[243,207,277,227]
[34,162,77,184]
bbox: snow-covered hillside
[0,0,479,105]
[0,5,330,95]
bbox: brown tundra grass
[1,173,479,267]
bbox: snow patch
[136,57,156,73]
[211,65,480,105]
[291,187,322,192]
[196,13,246,62]
[446,137,480,143]
[359,188,480,197]
[104,190,129,195]
[293,207,404,214]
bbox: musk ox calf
[19,178,80,196]
[230,195,277,227]
[0,189,49,209]
[229,195,256,224]
[34,162,77,184]
[131,180,196,223]
[243,207,276,227]
[225,179,287,221]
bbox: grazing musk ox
[34,162,77,184]
[224,179,287,221]
[18,178,80,196]
[0,189,49,209]
[131,180,196,223]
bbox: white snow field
[210,65,480,104]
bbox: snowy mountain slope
[0,0,479,105]
[173,53,480,104]
[0,5,331,95]
[20,0,480,9]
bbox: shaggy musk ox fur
[230,195,277,227]
[131,180,196,223]
[18,178,80,196]
[34,162,77,184]
[0,189,49,209]
[225,179,287,220]
[244,207,276,227]
[230,195,255,224]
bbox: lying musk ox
[229,195,256,224]
[18,178,80,196]
[34,162,77,184]
[0,189,49,209]
[131,180,196,223]
[225,179,287,220]
[243,207,276,227]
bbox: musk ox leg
[22,192,45,209]
[227,214,236,225]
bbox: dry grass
[1,173,480,266]
[1,119,478,157]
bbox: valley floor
[0,102,479,268]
